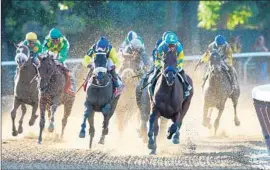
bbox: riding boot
[148,68,161,96]
[33,56,40,66]
[178,69,192,97]
[110,68,125,97]
[228,67,237,91]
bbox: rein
[88,79,111,88]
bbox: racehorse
[11,43,39,136]
[147,51,193,154]
[79,52,121,149]
[37,52,76,144]
[202,50,240,135]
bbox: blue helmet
[127,31,138,42]
[155,38,163,49]
[165,33,178,45]
[96,37,109,51]
[49,28,62,39]
[162,31,176,41]
[215,35,226,46]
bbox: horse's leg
[214,104,225,136]
[48,104,58,133]
[29,102,38,126]
[88,111,95,149]
[168,112,183,144]
[98,112,112,145]
[203,103,211,128]
[11,97,21,136]
[79,100,92,138]
[18,103,27,134]
[47,103,51,119]
[138,88,150,143]
[38,97,46,144]
[158,118,167,140]
[231,96,240,126]
[61,99,74,138]
[147,109,160,155]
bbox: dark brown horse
[147,51,193,154]
[11,43,39,136]
[37,52,75,144]
[202,50,240,135]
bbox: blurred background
[1,0,270,95]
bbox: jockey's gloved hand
[87,64,94,69]
[177,67,183,72]
[54,59,62,66]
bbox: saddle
[55,64,75,96]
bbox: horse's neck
[209,72,227,90]
[157,76,174,92]
[17,62,36,80]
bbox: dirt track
[2,80,270,169]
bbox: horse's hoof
[167,133,173,140]
[148,138,155,149]
[12,131,18,136]
[98,139,105,145]
[29,115,38,126]
[79,130,85,138]
[37,140,42,144]
[18,126,23,134]
[235,120,240,126]
[173,138,180,144]
[149,150,157,155]
[48,123,54,133]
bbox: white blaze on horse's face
[15,47,29,67]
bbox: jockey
[141,31,180,90]
[42,28,74,95]
[140,38,162,90]
[200,34,237,90]
[122,37,151,74]
[23,32,42,65]
[150,32,192,97]
[118,30,144,53]
[14,32,42,79]
[82,36,125,97]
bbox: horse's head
[37,52,57,92]
[162,51,177,86]
[14,43,31,68]
[92,52,108,85]
[209,50,222,75]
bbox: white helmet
[130,38,144,50]
[127,31,138,42]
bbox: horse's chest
[154,92,180,115]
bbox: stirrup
[187,84,192,90]
[184,91,190,97]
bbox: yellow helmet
[25,32,37,41]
